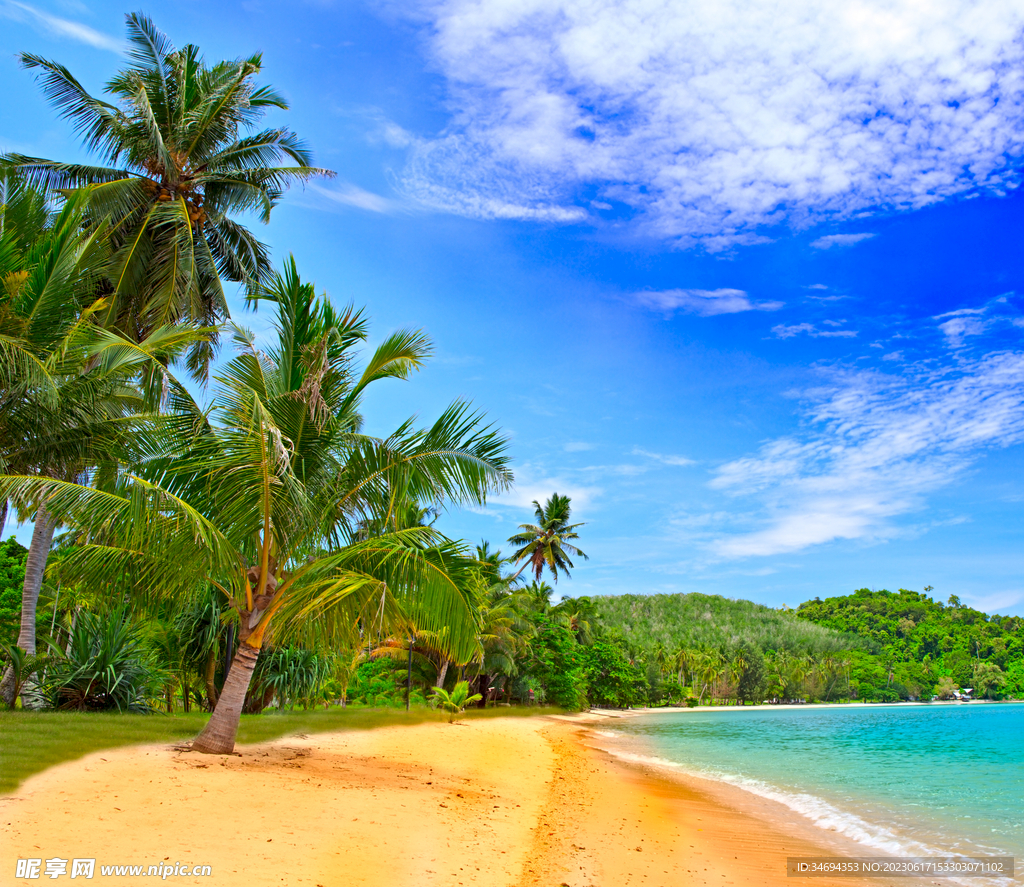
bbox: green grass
[0,704,556,796]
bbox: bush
[347,657,405,707]
[43,609,160,712]
[580,639,648,708]
[0,538,28,648]
[526,617,589,710]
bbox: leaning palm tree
[508,493,587,582]
[7,13,329,377]
[2,258,511,752]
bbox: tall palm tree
[508,493,587,582]
[7,13,329,377]
[2,258,512,752]
[0,171,195,706]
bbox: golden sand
[2,713,897,886]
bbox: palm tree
[2,258,512,752]
[469,579,534,706]
[551,595,595,644]
[7,13,329,377]
[508,493,587,583]
[0,171,195,707]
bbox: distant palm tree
[551,595,595,644]
[8,13,329,377]
[507,493,587,582]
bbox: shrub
[43,609,160,712]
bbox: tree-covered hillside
[797,589,1024,701]
[592,592,856,656]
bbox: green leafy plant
[42,609,160,712]
[430,680,482,723]
[0,644,47,709]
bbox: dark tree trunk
[204,649,219,711]
[477,672,489,708]
[191,642,260,754]
[0,502,57,708]
[406,639,413,711]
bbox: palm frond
[18,56,121,158]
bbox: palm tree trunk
[191,642,260,754]
[0,502,57,707]
[434,657,449,689]
[204,650,219,711]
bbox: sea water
[606,703,1024,865]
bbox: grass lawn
[0,704,553,795]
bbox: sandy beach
[2,713,905,886]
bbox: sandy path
[2,713,898,886]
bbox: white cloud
[309,182,396,214]
[810,233,876,249]
[631,446,695,467]
[492,467,601,513]
[772,322,857,338]
[635,288,783,316]
[964,589,1024,613]
[1,1,122,51]
[563,441,594,452]
[935,307,989,346]
[398,0,1024,243]
[708,351,1024,556]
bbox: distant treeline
[592,592,859,656]
[590,588,1023,704]
[797,589,1024,702]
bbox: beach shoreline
[596,698,1010,716]
[2,713,910,886]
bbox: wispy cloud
[1,1,122,51]
[309,182,396,214]
[631,446,695,467]
[772,322,857,339]
[810,233,876,249]
[964,589,1024,614]
[635,288,783,316]
[707,351,1024,557]
[397,0,1024,243]
[563,441,594,452]
[935,308,988,347]
[492,465,601,513]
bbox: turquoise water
[608,703,1024,864]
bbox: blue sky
[3,0,1024,614]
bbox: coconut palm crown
[508,492,587,583]
[6,12,330,377]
